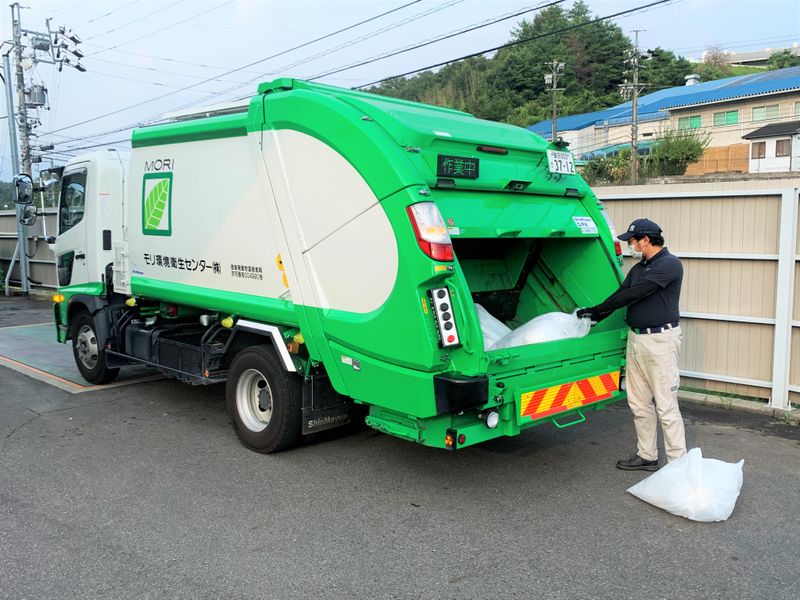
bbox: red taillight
[598,205,623,256]
[407,202,453,262]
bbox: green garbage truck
[43,78,629,452]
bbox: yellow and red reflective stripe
[520,371,620,419]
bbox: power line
[94,0,235,54]
[249,0,464,84]
[356,0,679,89]
[74,0,139,29]
[84,0,188,43]
[78,68,226,95]
[160,0,460,112]
[82,55,252,85]
[40,0,424,136]
[307,0,564,82]
[81,43,267,74]
[44,137,130,155]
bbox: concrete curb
[679,390,800,426]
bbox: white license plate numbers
[547,150,576,175]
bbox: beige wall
[565,119,665,159]
[565,92,800,158]
[598,179,799,406]
[669,91,800,147]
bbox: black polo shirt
[622,247,683,329]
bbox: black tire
[226,345,302,453]
[70,311,119,385]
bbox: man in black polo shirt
[578,218,687,471]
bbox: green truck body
[50,78,628,452]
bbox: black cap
[617,218,662,241]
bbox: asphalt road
[1,297,799,599]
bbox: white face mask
[630,240,646,260]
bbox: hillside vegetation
[367,1,795,127]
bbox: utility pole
[630,30,642,184]
[9,3,31,294]
[3,2,85,296]
[620,31,647,184]
[12,4,31,177]
[544,60,565,142]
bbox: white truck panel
[267,129,378,252]
[126,135,289,300]
[304,202,398,313]
[262,129,398,314]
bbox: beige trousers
[625,326,687,462]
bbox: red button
[447,335,455,343]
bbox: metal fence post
[770,187,799,410]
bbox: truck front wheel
[226,345,302,453]
[70,311,119,385]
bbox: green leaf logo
[144,179,170,230]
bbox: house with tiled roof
[529,66,800,174]
[742,119,800,173]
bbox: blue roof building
[528,66,800,169]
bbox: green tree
[645,129,709,176]
[642,48,693,89]
[0,180,13,210]
[767,49,800,69]
[368,1,633,125]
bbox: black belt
[631,321,679,334]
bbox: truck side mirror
[20,205,38,226]
[13,174,34,205]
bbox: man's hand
[576,307,599,322]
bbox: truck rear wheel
[226,345,302,453]
[70,311,119,385]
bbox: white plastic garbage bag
[490,310,590,350]
[627,447,744,522]
[475,304,512,350]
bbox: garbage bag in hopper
[490,310,590,350]
[475,304,512,350]
[627,447,744,522]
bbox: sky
[1,0,799,180]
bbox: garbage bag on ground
[627,447,744,522]
[490,310,590,350]
[475,304,512,350]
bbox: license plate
[547,150,576,175]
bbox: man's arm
[577,280,661,322]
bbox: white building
[742,119,800,173]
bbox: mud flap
[301,371,353,434]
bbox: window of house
[678,115,701,129]
[776,139,791,157]
[713,110,739,126]
[751,141,766,159]
[752,104,779,122]
[795,101,800,117]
